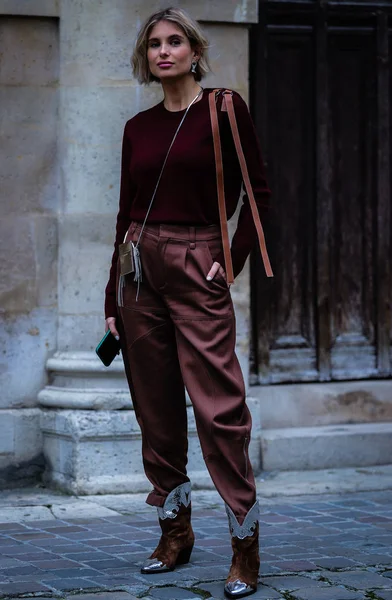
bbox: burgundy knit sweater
[105,88,271,318]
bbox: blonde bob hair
[132,7,210,84]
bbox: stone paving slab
[0,507,54,524]
[147,587,202,599]
[289,588,365,599]
[0,490,391,598]
[257,465,392,497]
[320,569,392,589]
[50,503,120,521]
[0,490,77,509]
[70,594,138,600]
[262,574,329,591]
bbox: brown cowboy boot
[141,482,194,574]
[224,501,260,598]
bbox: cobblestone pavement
[0,490,391,600]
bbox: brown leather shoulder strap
[209,89,234,284]
[223,91,273,277]
[209,89,273,279]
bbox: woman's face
[147,20,198,81]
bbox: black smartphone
[96,330,121,367]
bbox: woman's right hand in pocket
[105,317,120,340]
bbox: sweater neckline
[159,87,209,116]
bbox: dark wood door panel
[251,1,392,385]
[255,31,317,383]
[328,31,377,379]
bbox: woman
[105,7,271,598]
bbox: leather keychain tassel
[132,244,142,301]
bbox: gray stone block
[0,409,44,489]
[0,581,50,594]
[41,577,101,591]
[253,380,392,429]
[264,575,328,591]
[0,0,59,17]
[0,16,58,85]
[59,87,140,215]
[313,557,357,569]
[0,309,57,407]
[149,587,201,599]
[261,422,392,471]
[375,593,392,600]
[69,594,138,600]
[321,570,392,589]
[290,588,364,600]
[157,1,258,23]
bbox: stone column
[38,0,260,495]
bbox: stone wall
[0,14,59,486]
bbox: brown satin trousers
[117,220,256,521]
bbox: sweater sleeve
[104,121,134,319]
[215,91,271,278]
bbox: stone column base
[38,351,261,495]
[38,351,131,410]
[40,400,261,495]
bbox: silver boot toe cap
[140,558,171,573]
[224,579,255,598]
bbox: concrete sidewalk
[1,465,392,524]
[0,467,391,599]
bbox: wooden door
[250,0,392,384]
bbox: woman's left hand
[206,261,230,286]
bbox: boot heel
[176,545,193,565]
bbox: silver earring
[191,61,197,74]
